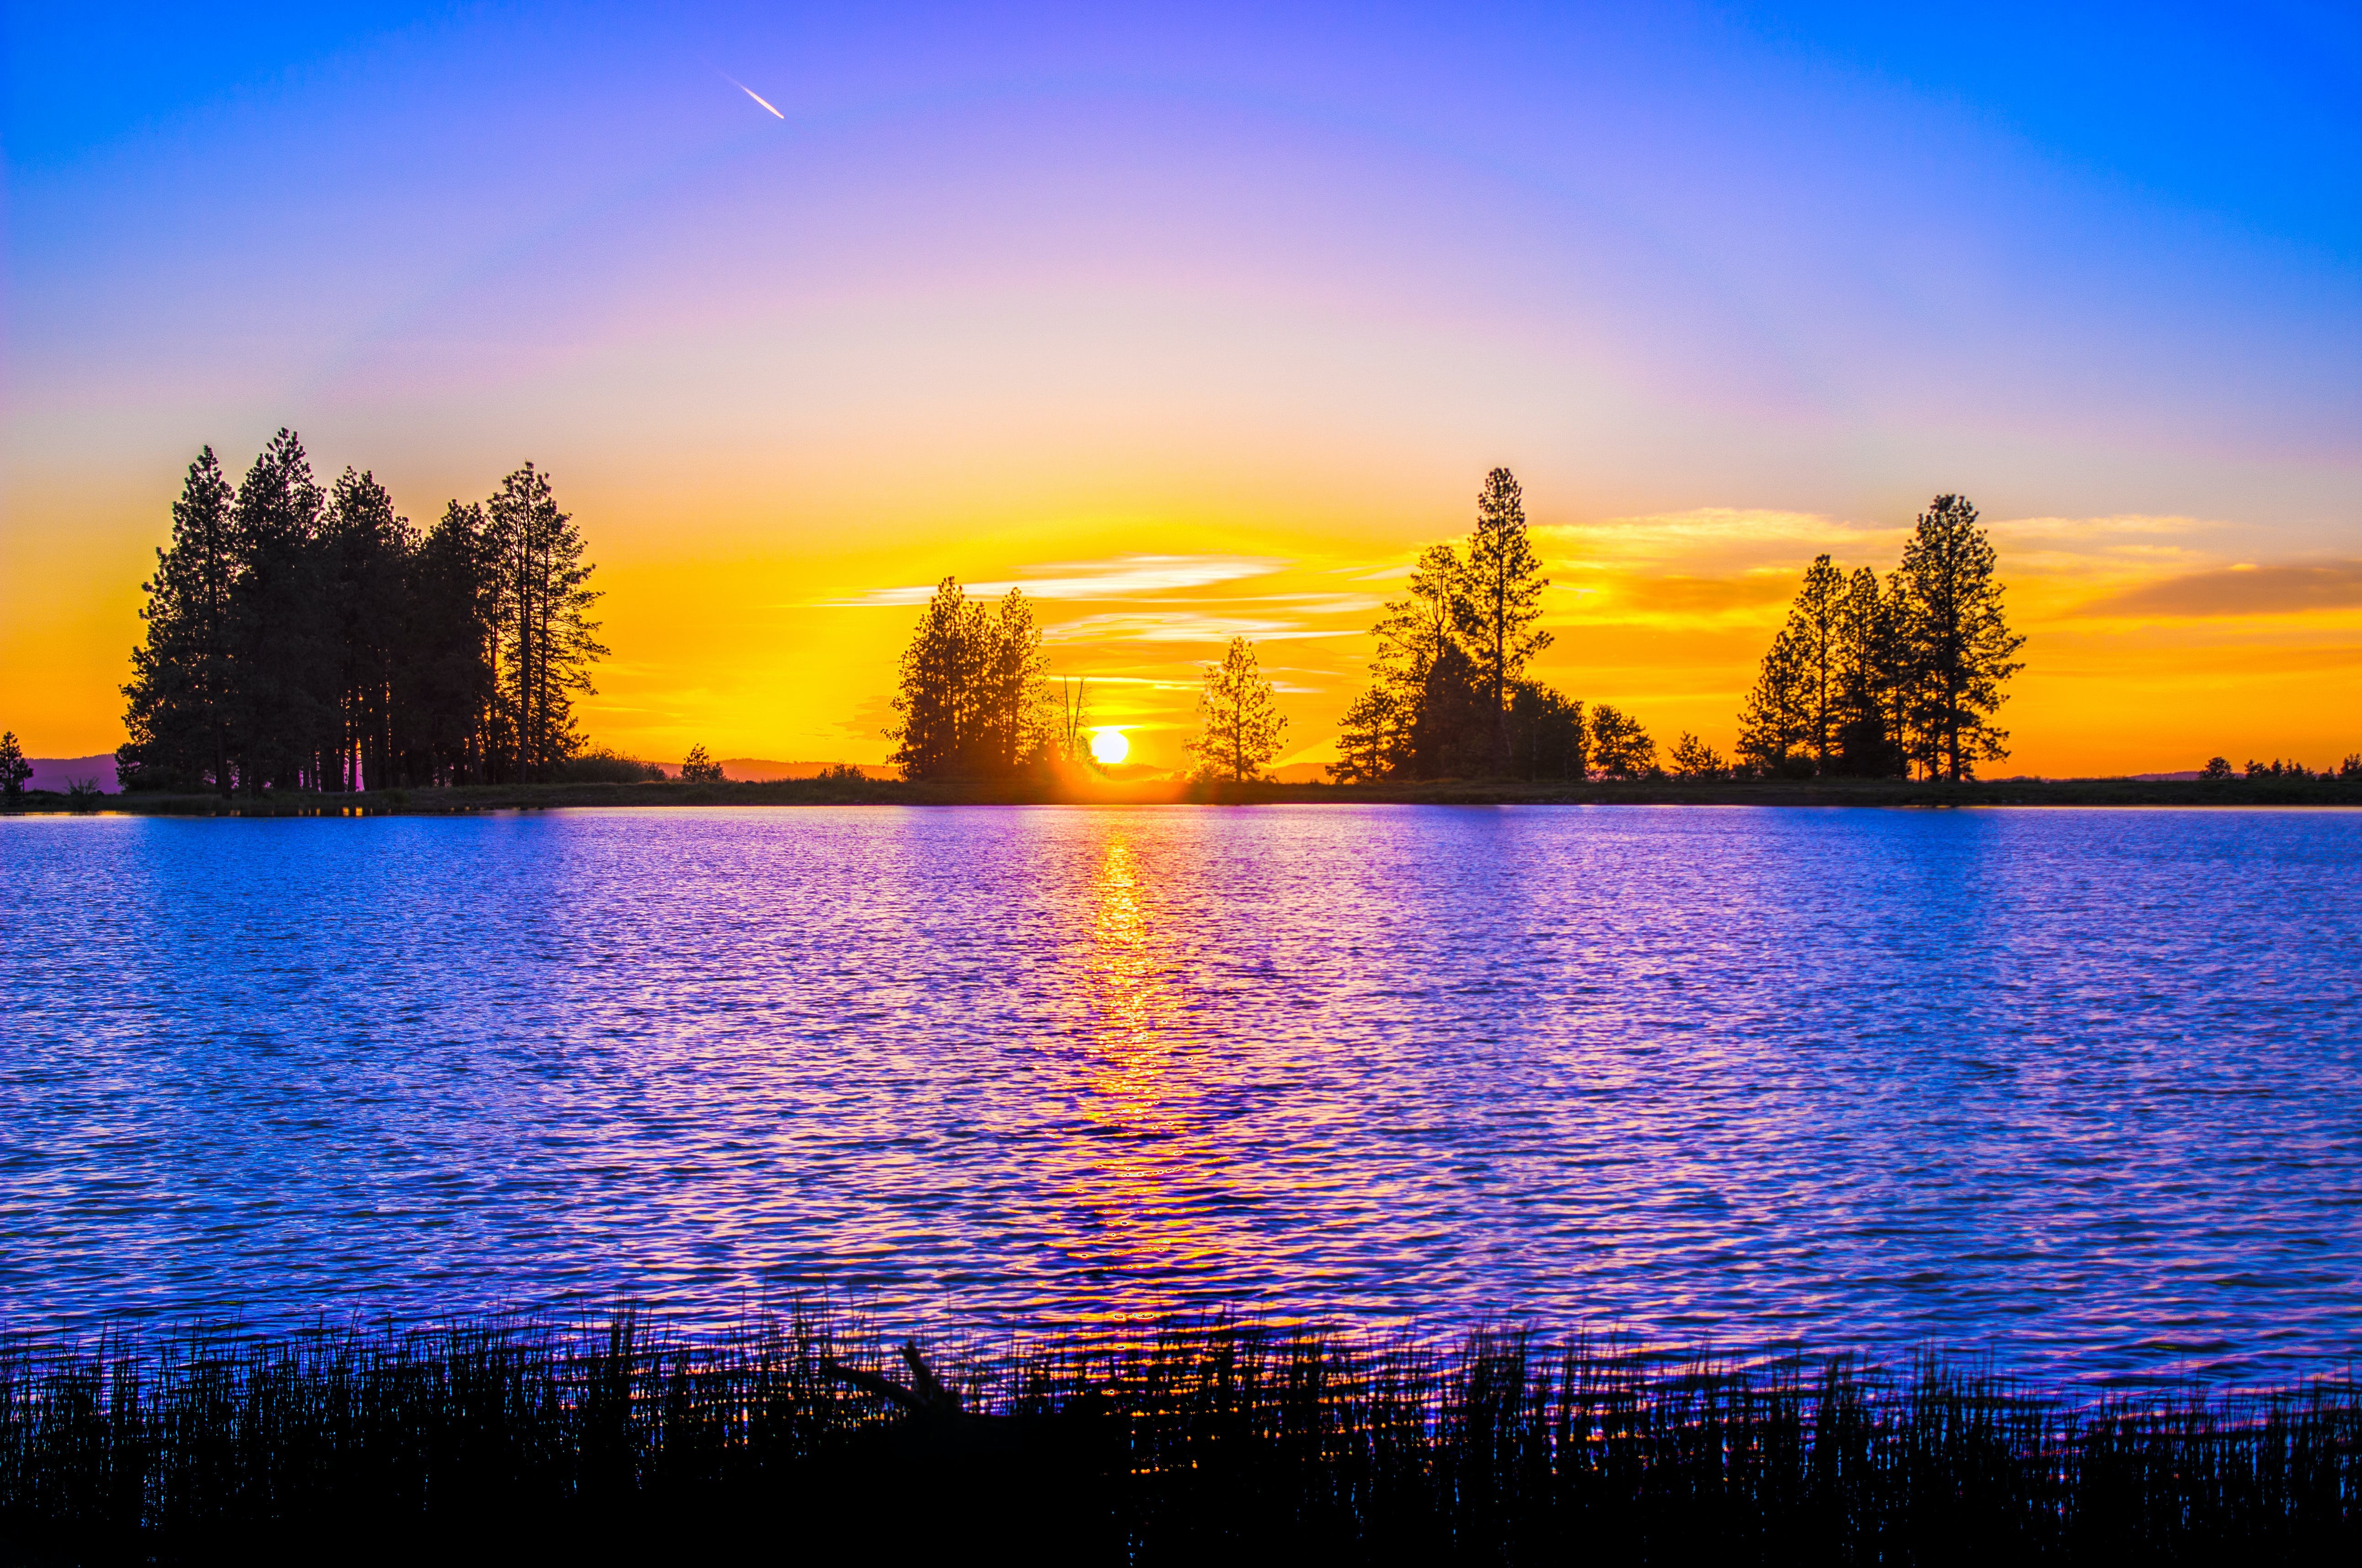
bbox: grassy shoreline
[8,773,2361,816]
[4,1312,2353,1563]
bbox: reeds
[2,1311,2353,1563]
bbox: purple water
[4,805,2358,1384]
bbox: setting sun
[1090,728,1130,766]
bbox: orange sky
[8,463,2353,778]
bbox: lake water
[4,805,2358,1385]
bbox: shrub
[554,747,665,784]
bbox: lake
[4,805,2357,1385]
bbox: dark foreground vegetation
[8,772,2362,816]
[2,1313,2353,1565]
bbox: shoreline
[7,773,2361,815]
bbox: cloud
[1542,508,1902,561]
[2075,561,2362,619]
[1606,572,1806,613]
[816,553,1288,607]
[1043,611,1353,645]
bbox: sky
[5,1,2357,773]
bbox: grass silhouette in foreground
[2,1311,2354,1563]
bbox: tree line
[883,472,2035,789]
[118,431,606,794]
[1727,495,2026,781]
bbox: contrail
[707,62,786,120]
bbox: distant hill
[23,755,117,793]
[655,758,878,782]
[651,758,1334,783]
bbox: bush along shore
[6,771,2362,815]
[3,1313,2355,1564]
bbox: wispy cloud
[814,553,1289,608]
[2074,561,2362,619]
[1541,508,1903,567]
[1043,611,1353,645]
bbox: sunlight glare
[1091,728,1130,765]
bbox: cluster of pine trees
[1735,495,2026,781]
[884,578,1052,778]
[118,431,606,794]
[1331,468,1605,782]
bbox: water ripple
[2,805,2358,1384]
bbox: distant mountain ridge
[657,758,874,781]
[21,755,118,793]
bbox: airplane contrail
[707,63,786,121]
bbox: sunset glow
[1090,728,1130,767]
[3,6,2354,776]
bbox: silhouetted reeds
[1,1311,2353,1563]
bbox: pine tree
[1411,639,1492,778]
[887,577,982,779]
[1832,566,1903,777]
[1587,703,1656,779]
[119,447,239,793]
[1506,681,1585,779]
[401,501,500,785]
[1334,486,1581,785]
[1455,468,1552,771]
[227,430,329,791]
[1893,495,2026,781]
[0,732,30,799]
[487,464,605,782]
[1334,543,1488,781]
[320,469,414,790]
[1735,620,1812,778]
[1186,637,1288,783]
[977,588,1048,773]
[1668,731,1725,780]
[680,744,724,783]
[1736,555,1848,778]
[1328,685,1404,784]
[1790,555,1847,773]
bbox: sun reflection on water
[1057,831,1233,1319]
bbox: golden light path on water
[1064,831,1222,1316]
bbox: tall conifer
[321,469,414,790]
[1186,637,1288,783]
[1893,495,2025,781]
[487,464,604,782]
[120,448,238,792]
[1455,468,1553,770]
[402,501,500,784]
[227,430,329,791]
[1736,621,1813,777]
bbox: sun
[1089,727,1130,766]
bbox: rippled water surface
[5,805,2359,1381]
